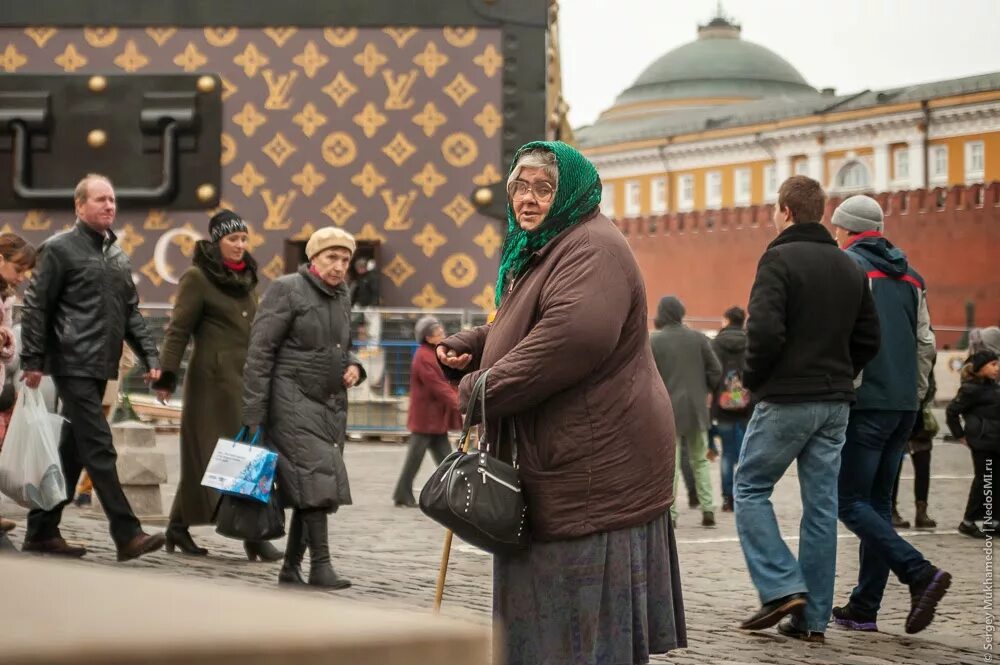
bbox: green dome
[613,18,814,109]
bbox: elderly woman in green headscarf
[437,141,686,664]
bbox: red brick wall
[618,182,1000,346]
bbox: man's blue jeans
[838,409,933,617]
[716,421,747,499]
[735,401,849,633]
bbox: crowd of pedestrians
[0,148,992,663]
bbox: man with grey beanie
[831,195,949,636]
[392,316,459,507]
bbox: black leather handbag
[419,369,528,554]
[214,489,285,541]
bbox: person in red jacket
[392,316,460,507]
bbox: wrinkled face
[76,178,116,233]
[980,360,1000,381]
[510,167,555,232]
[311,247,352,287]
[0,257,30,288]
[218,232,249,264]
[424,324,445,346]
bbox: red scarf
[223,259,247,272]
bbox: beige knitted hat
[305,226,356,259]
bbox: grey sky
[560,0,1000,128]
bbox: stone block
[120,485,163,517]
[111,420,157,449]
[116,450,168,485]
[0,557,492,664]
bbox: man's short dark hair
[777,175,826,224]
[724,306,746,327]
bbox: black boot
[302,510,351,590]
[165,525,208,556]
[244,539,283,562]
[278,510,307,586]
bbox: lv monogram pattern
[0,27,504,311]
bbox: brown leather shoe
[22,536,87,557]
[116,531,166,562]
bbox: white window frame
[734,168,751,206]
[677,174,694,212]
[706,171,722,209]
[793,159,809,176]
[624,180,641,217]
[763,164,777,202]
[601,184,616,218]
[651,177,667,214]
[965,140,985,183]
[929,145,948,185]
[892,146,909,183]
[835,161,872,193]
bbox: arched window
[836,161,871,191]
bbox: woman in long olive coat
[153,210,280,561]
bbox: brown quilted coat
[442,212,676,541]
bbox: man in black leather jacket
[19,174,166,562]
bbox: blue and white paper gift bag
[201,428,277,504]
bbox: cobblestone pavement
[1,429,990,664]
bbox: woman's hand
[436,344,472,370]
[343,364,361,388]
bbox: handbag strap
[458,369,490,452]
[456,369,518,467]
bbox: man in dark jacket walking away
[711,306,751,513]
[831,195,949,635]
[650,296,722,527]
[735,176,880,643]
[20,174,165,562]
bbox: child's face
[979,360,1000,381]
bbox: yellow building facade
[577,14,1000,217]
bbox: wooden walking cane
[432,424,475,613]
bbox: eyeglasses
[509,180,555,203]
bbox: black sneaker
[832,604,878,632]
[702,511,716,527]
[906,567,951,634]
[959,521,987,539]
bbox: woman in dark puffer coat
[242,226,365,589]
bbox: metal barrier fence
[119,306,488,437]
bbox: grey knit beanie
[831,195,884,233]
[414,316,442,343]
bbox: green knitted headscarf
[494,141,602,305]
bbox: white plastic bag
[0,387,67,510]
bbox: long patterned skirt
[494,511,686,665]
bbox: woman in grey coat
[242,227,365,589]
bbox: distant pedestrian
[711,306,751,513]
[392,316,459,507]
[735,176,880,643]
[650,296,721,527]
[891,360,938,530]
[946,350,1000,539]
